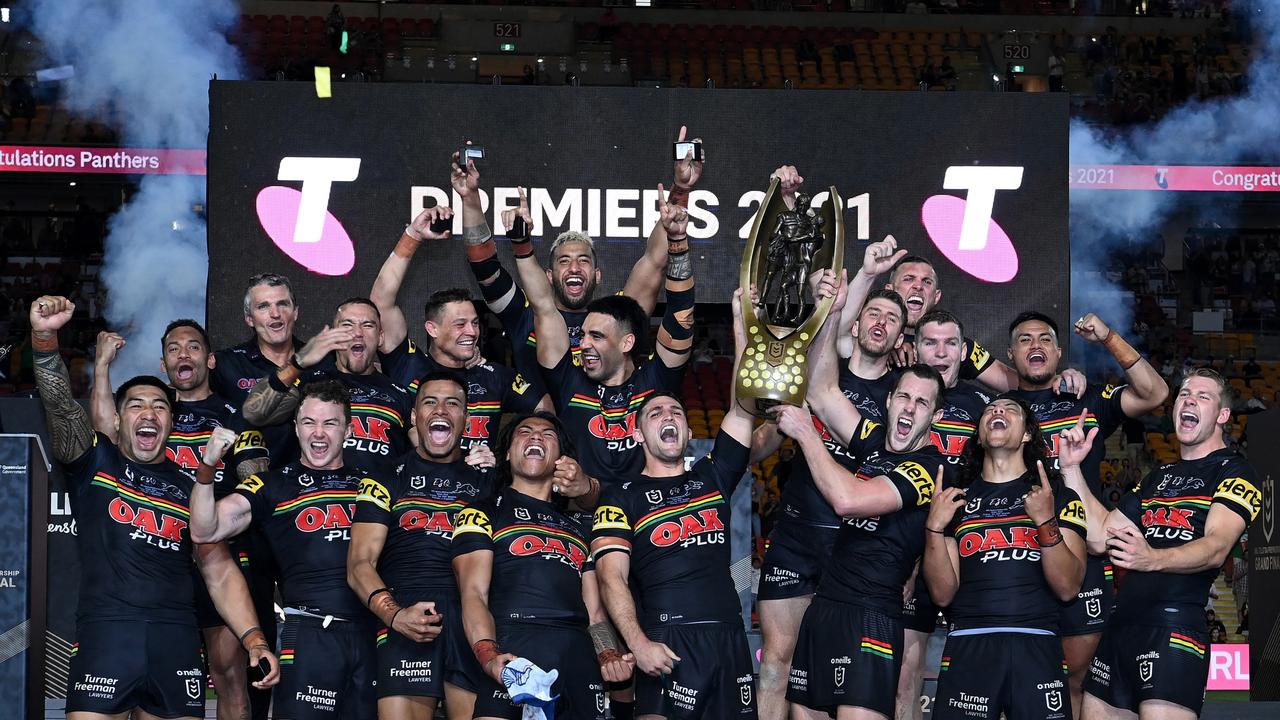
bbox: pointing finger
[1075,409,1089,432]
[1036,460,1050,490]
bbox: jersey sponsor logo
[1060,499,1087,529]
[237,474,265,494]
[396,499,465,535]
[166,445,222,471]
[348,414,396,456]
[968,342,990,370]
[234,430,265,452]
[593,505,630,531]
[237,377,261,391]
[108,497,189,549]
[512,374,531,395]
[1101,384,1119,400]
[464,416,492,441]
[649,508,726,548]
[1215,477,1262,520]
[586,412,638,442]
[928,429,972,457]
[454,508,492,537]
[894,462,934,506]
[505,530,588,570]
[357,478,391,512]
[956,516,1041,563]
[294,503,356,541]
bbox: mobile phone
[673,141,702,161]
[250,655,274,683]
[430,216,452,234]
[509,215,528,239]
[457,145,485,170]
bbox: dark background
[207,82,1069,354]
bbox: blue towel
[502,657,559,720]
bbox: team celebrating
[30,132,1258,720]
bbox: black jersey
[378,338,541,451]
[901,332,995,382]
[1112,449,1260,626]
[354,451,492,594]
[234,463,370,618]
[452,488,590,628]
[928,382,990,463]
[167,394,268,500]
[490,281,589,395]
[816,418,943,616]
[296,366,413,471]
[211,337,306,467]
[944,472,1087,631]
[777,366,895,527]
[592,432,751,626]
[544,351,685,484]
[64,433,197,624]
[1007,384,1129,502]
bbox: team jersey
[487,276,590,391]
[929,382,990,463]
[816,418,943,616]
[167,394,268,500]
[354,451,492,594]
[901,332,995,381]
[63,433,197,624]
[944,472,1087,631]
[1112,449,1261,625]
[378,338,541,451]
[544,351,685,484]
[777,366,895,527]
[1006,384,1129,503]
[452,488,590,628]
[592,432,751,626]
[296,366,413,471]
[211,337,308,467]
[234,463,370,618]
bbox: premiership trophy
[736,177,844,416]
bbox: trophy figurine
[736,177,844,416]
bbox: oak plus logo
[256,157,361,276]
[921,166,1023,283]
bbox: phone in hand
[250,655,274,683]
[430,216,452,234]
[509,215,528,239]
[673,141,702,162]
[457,145,485,171]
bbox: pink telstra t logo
[255,157,361,276]
[920,166,1024,283]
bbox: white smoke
[1069,2,1278,363]
[29,0,242,385]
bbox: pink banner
[1207,643,1249,691]
[1070,164,1280,192]
[0,145,206,175]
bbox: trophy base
[738,396,785,419]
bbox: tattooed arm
[30,296,95,463]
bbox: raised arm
[1026,461,1087,602]
[720,287,756,447]
[837,236,906,359]
[241,325,356,425]
[772,404,904,518]
[370,206,454,352]
[90,330,125,442]
[188,429,256,544]
[804,271,865,445]
[503,187,570,369]
[1056,411,1110,555]
[1074,313,1169,416]
[30,296,94,463]
[653,185,695,371]
[195,542,280,688]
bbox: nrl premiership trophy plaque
[736,177,844,416]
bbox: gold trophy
[736,177,844,416]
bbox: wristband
[667,236,690,255]
[389,607,404,630]
[394,231,422,258]
[366,587,393,607]
[598,648,624,666]
[290,353,305,371]
[511,238,534,259]
[925,527,946,535]
[31,332,58,353]
[473,639,500,667]
[196,462,217,485]
[238,627,266,652]
[1036,518,1063,548]
[1102,330,1141,370]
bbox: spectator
[326,4,346,51]
[1048,48,1065,92]
[938,56,958,90]
[522,65,537,85]
[1206,609,1227,643]
[1123,416,1147,466]
[1243,354,1262,379]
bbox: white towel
[502,657,559,720]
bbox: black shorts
[66,619,206,717]
[1058,555,1113,636]
[786,597,902,717]
[473,622,606,720]
[376,592,484,699]
[901,575,941,635]
[274,615,377,720]
[1084,623,1209,715]
[932,631,1070,720]
[757,521,839,601]
[635,623,757,719]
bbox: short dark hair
[115,375,175,412]
[494,411,577,489]
[889,255,937,284]
[423,288,476,324]
[636,391,684,417]
[334,297,380,320]
[415,370,468,402]
[862,288,909,325]
[161,319,211,351]
[243,273,294,315]
[299,380,351,421]
[916,309,965,339]
[894,363,946,407]
[585,295,650,359]
[1008,311,1059,340]
[1182,368,1236,411]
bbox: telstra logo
[920,166,1023,283]
[255,157,361,276]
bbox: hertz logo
[593,505,629,531]
[1216,477,1262,520]
[454,508,492,537]
[357,478,391,512]
[236,474,265,495]
[896,462,934,506]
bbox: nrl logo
[834,667,845,687]
[740,684,752,706]
[1045,690,1062,712]
[965,498,982,514]
[185,677,202,700]
[1085,598,1101,618]
[514,507,531,521]
[646,490,664,504]
[1139,660,1153,682]
[409,476,426,491]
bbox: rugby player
[452,412,635,720]
[242,299,413,472]
[90,320,272,720]
[349,372,496,720]
[591,286,759,719]
[1061,369,1259,720]
[923,396,1087,720]
[521,185,694,487]
[369,204,550,452]
[31,296,279,720]
[773,274,947,720]
[1003,311,1168,716]
[191,381,379,720]
[456,128,703,393]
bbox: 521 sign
[494,22,521,38]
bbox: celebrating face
[161,325,213,393]
[548,241,601,311]
[884,373,942,453]
[1008,319,1062,385]
[415,379,467,460]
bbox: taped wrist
[473,639,500,667]
[1036,519,1063,548]
[370,591,402,627]
[589,620,622,657]
[477,264,514,305]
[196,462,217,485]
[32,332,58,353]
[1102,331,1140,370]
[666,249,692,281]
[661,282,695,344]
[668,184,691,208]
